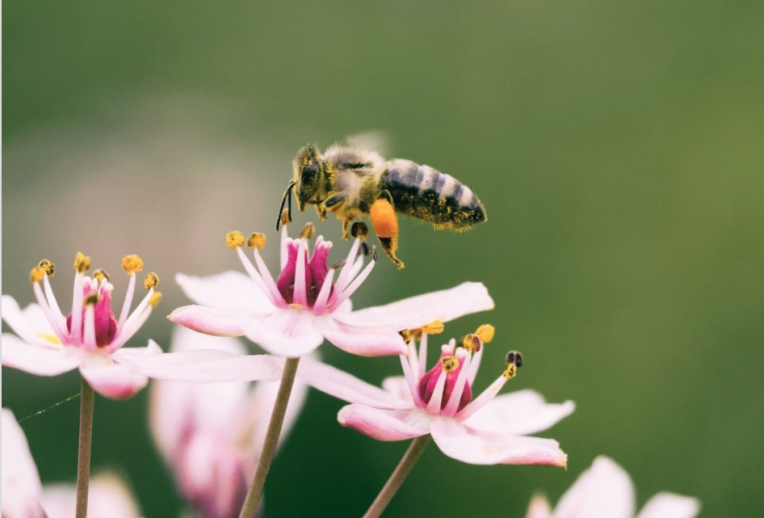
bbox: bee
[277,144,487,269]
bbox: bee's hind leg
[370,196,405,269]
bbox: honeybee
[277,144,487,269]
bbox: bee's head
[292,144,325,210]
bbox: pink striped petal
[114,345,281,383]
[463,390,575,436]
[243,310,324,358]
[298,357,411,409]
[343,282,494,331]
[553,456,634,518]
[169,305,249,337]
[429,419,568,466]
[1,334,81,376]
[2,410,45,518]
[636,493,700,518]
[525,494,553,518]
[176,272,274,312]
[338,404,429,441]
[79,359,149,400]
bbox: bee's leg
[370,196,404,269]
[315,204,327,221]
[324,192,347,212]
[342,215,355,240]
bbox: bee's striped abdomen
[381,159,486,229]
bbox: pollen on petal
[144,272,160,290]
[74,252,92,273]
[38,259,55,277]
[122,254,144,274]
[93,269,110,282]
[247,232,266,249]
[226,231,245,249]
[30,266,45,283]
[422,320,445,335]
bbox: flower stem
[75,378,95,518]
[363,435,432,518]
[238,357,301,518]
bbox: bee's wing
[345,130,392,156]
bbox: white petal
[2,296,59,347]
[344,282,494,331]
[382,376,413,401]
[1,334,81,376]
[338,405,430,441]
[1,410,44,518]
[636,493,700,518]
[318,316,407,357]
[243,310,324,358]
[41,472,140,518]
[525,494,554,518]
[429,419,568,466]
[298,357,412,409]
[463,390,575,436]
[553,456,635,518]
[80,358,149,400]
[176,271,274,312]
[168,305,251,337]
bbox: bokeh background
[4,1,764,516]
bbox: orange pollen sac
[370,198,398,239]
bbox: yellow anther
[300,222,316,240]
[149,291,162,307]
[462,333,482,353]
[122,254,144,274]
[30,267,45,283]
[226,231,245,249]
[351,221,370,239]
[288,303,304,310]
[38,259,55,277]
[441,355,459,373]
[280,209,291,228]
[144,272,160,290]
[503,363,518,380]
[421,320,445,335]
[247,233,266,249]
[84,293,99,306]
[74,252,91,273]
[475,324,495,344]
[93,269,110,282]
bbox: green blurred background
[4,0,764,516]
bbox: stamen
[475,324,495,343]
[330,259,347,270]
[311,268,336,315]
[300,222,316,240]
[144,272,159,290]
[443,350,472,416]
[149,291,162,307]
[441,355,459,373]
[226,231,245,249]
[280,209,291,228]
[422,320,445,335]
[426,371,447,413]
[84,294,99,306]
[74,252,91,273]
[503,350,524,380]
[93,269,110,282]
[418,333,429,378]
[83,304,97,352]
[247,232,266,249]
[38,259,55,277]
[30,267,45,283]
[292,239,308,306]
[462,333,482,353]
[122,254,144,274]
[351,221,369,239]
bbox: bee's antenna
[277,181,296,231]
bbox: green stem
[238,357,301,518]
[75,378,95,518]
[363,435,432,518]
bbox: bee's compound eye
[301,163,319,183]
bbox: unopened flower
[300,327,574,466]
[150,327,307,518]
[1,409,141,518]
[169,223,494,358]
[1,253,164,399]
[525,456,700,518]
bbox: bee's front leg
[315,204,327,221]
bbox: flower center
[418,352,473,412]
[66,281,117,347]
[275,234,332,308]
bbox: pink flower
[1,409,141,518]
[525,456,700,518]
[169,226,494,358]
[2,254,281,399]
[150,327,307,518]
[299,328,574,466]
